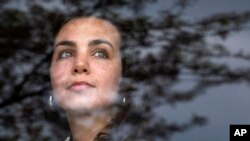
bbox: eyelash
[58,50,74,59]
[56,49,109,60]
[93,49,109,59]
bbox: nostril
[73,66,88,74]
[74,69,78,73]
[83,68,87,72]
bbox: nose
[72,55,90,75]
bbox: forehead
[55,17,121,45]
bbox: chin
[59,98,115,113]
[61,102,115,115]
[53,89,119,113]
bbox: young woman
[50,16,123,141]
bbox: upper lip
[68,81,94,88]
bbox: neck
[66,109,113,141]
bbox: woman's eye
[94,50,108,58]
[59,51,73,59]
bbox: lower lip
[69,84,92,92]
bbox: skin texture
[50,17,122,112]
[50,17,122,141]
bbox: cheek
[50,62,71,89]
[94,61,121,90]
[96,64,121,107]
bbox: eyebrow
[89,39,114,50]
[54,40,76,48]
[54,39,114,50]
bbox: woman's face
[50,18,122,112]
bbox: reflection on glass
[1,0,250,141]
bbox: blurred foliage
[0,0,250,140]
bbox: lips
[68,81,94,92]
